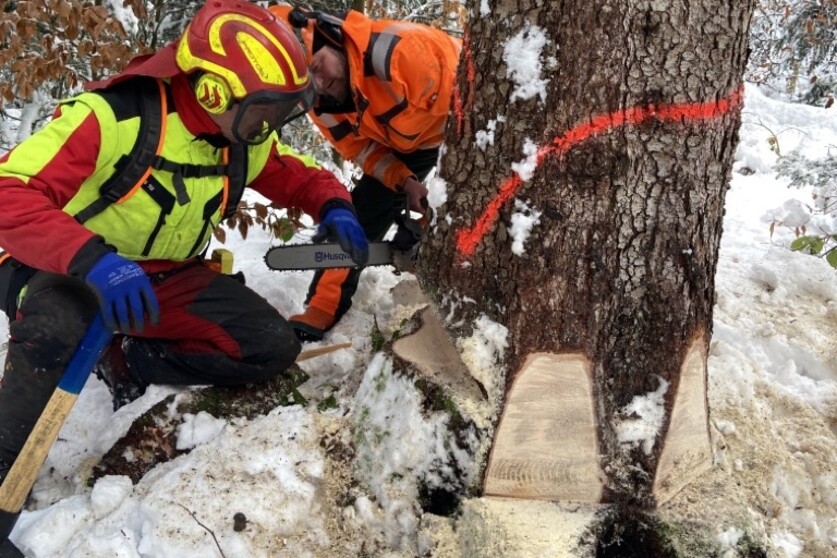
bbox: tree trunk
[418,0,754,509]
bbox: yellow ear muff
[195,73,233,114]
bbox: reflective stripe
[318,113,355,142]
[365,32,400,81]
[371,152,399,182]
[353,142,377,167]
[318,113,339,127]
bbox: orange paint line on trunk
[455,88,743,257]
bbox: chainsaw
[264,194,426,273]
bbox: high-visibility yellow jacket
[0,74,351,276]
[272,7,461,190]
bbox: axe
[0,313,112,550]
[0,319,351,547]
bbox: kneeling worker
[271,4,461,341]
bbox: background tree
[747,0,836,107]
[0,0,144,143]
[418,0,754,547]
[131,0,204,51]
[747,2,836,270]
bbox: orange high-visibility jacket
[274,8,461,190]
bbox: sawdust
[658,378,837,557]
[382,261,837,557]
[456,497,596,557]
[675,248,837,556]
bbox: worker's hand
[313,208,369,266]
[401,176,428,213]
[85,252,159,333]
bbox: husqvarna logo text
[315,251,353,263]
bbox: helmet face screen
[231,82,316,144]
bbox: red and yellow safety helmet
[87,0,316,145]
[177,0,316,144]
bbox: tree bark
[418,0,754,508]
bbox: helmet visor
[231,83,317,145]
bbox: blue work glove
[85,252,160,333]
[313,207,369,266]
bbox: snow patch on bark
[615,376,669,455]
[502,23,551,103]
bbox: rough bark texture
[418,0,754,508]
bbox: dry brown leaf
[17,19,38,41]
[238,219,250,240]
[56,0,72,20]
[254,202,268,219]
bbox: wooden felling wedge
[484,352,604,503]
[296,342,352,363]
[392,306,486,401]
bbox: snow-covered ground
[1,83,835,557]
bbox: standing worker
[270,4,461,341]
[0,0,368,488]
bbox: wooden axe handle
[0,332,351,540]
[0,315,112,521]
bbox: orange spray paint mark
[454,30,477,138]
[453,86,465,138]
[455,88,743,257]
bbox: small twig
[740,112,811,157]
[176,503,227,558]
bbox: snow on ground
[1,83,835,557]
[653,84,837,558]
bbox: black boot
[0,458,21,544]
[93,336,146,411]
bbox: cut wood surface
[653,337,712,505]
[484,353,604,503]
